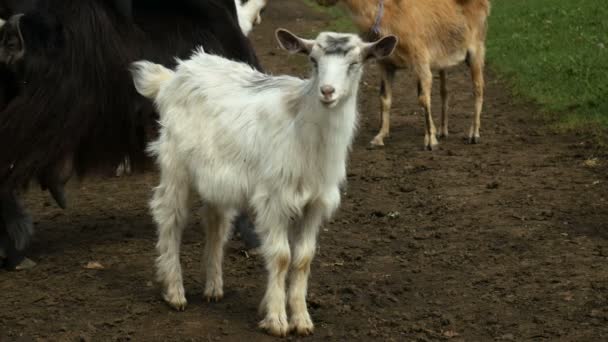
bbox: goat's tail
[130,61,174,100]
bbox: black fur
[0,0,262,268]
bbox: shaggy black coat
[0,0,261,268]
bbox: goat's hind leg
[468,46,485,144]
[438,69,449,139]
[152,167,191,311]
[416,64,438,150]
[370,62,396,147]
[201,205,236,302]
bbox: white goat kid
[235,0,267,36]
[131,29,397,337]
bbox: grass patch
[302,0,356,33]
[487,0,608,133]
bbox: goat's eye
[310,57,318,67]
[348,62,359,71]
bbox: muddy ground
[1,1,607,341]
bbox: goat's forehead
[314,33,362,56]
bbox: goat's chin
[320,98,338,108]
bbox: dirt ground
[1,1,607,341]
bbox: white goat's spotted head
[276,29,398,108]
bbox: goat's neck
[288,77,360,163]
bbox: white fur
[131,30,394,336]
[235,0,267,36]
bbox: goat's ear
[0,14,26,64]
[363,35,398,60]
[276,28,314,55]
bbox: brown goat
[317,0,490,150]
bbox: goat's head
[276,29,397,108]
[0,14,25,66]
[249,0,267,25]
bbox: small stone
[486,181,500,189]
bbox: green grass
[303,1,608,140]
[487,0,608,132]
[302,0,355,33]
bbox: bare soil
[1,1,607,341]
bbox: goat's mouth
[320,98,338,107]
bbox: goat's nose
[320,85,335,98]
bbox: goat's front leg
[0,192,35,270]
[287,199,328,336]
[152,168,191,311]
[201,205,236,302]
[416,65,438,150]
[255,204,291,337]
[370,62,396,147]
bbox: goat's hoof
[369,136,385,147]
[259,314,289,337]
[468,135,480,144]
[290,313,314,336]
[204,290,223,303]
[437,131,449,139]
[163,292,187,311]
[204,280,224,302]
[424,135,439,151]
[14,258,37,271]
[424,143,438,151]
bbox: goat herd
[0,0,491,337]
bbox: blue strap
[371,0,385,35]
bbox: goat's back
[364,0,490,67]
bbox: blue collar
[371,0,385,35]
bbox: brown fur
[333,0,490,149]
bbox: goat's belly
[432,50,468,69]
[192,166,249,208]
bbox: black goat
[0,0,261,269]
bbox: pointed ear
[364,35,398,60]
[0,14,26,64]
[275,28,314,55]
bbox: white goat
[130,29,397,336]
[235,0,267,36]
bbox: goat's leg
[370,63,396,147]
[234,213,260,250]
[256,203,291,337]
[0,192,35,270]
[288,201,325,336]
[439,69,449,139]
[152,168,191,311]
[468,46,485,144]
[201,205,236,302]
[416,65,438,150]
